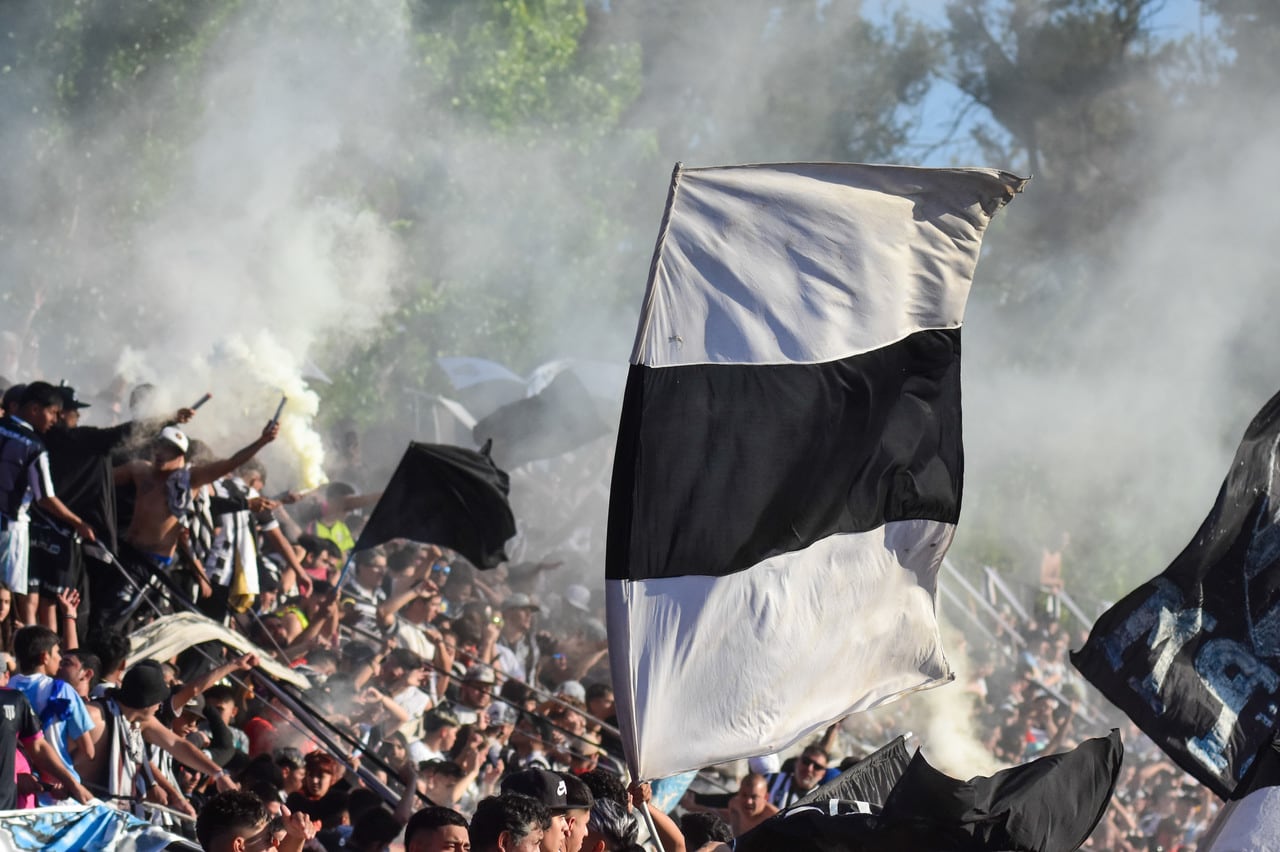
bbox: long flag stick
[93,544,416,806]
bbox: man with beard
[763,745,830,809]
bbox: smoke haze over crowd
[0,0,1276,629]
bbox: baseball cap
[57,384,91,410]
[501,768,571,811]
[464,664,496,684]
[555,680,587,703]
[158,425,189,454]
[558,771,594,810]
[178,693,206,718]
[502,593,540,611]
[275,747,305,770]
[115,660,170,710]
[564,584,591,612]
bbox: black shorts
[27,523,83,596]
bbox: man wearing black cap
[558,772,594,852]
[80,660,238,808]
[0,381,98,625]
[36,383,195,628]
[500,768,574,852]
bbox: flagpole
[333,552,356,591]
[93,544,419,808]
[638,793,667,852]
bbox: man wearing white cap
[495,593,542,683]
[113,418,278,598]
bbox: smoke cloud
[3,0,1276,772]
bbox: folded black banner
[1072,389,1280,798]
[735,732,1121,852]
[792,736,911,809]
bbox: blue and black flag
[1073,388,1280,798]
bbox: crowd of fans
[0,377,1220,851]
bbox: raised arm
[189,421,279,489]
[171,653,258,712]
[140,715,237,791]
[376,578,439,631]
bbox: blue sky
[869,0,1213,166]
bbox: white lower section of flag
[1202,787,1280,851]
[607,519,955,780]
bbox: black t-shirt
[0,687,43,810]
[286,785,351,824]
[43,421,135,551]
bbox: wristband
[212,770,228,781]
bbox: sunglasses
[800,757,827,771]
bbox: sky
[874,0,1213,166]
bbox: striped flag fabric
[606,162,1024,780]
[0,803,197,851]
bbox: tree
[592,0,939,164]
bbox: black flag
[353,441,515,570]
[1198,736,1280,850]
[735,732,1122,852]
[791,736,911,809]
[1072,389,1280,797]
[473,370,608,468]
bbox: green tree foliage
[942,0,1186,307]
[593,0,938,163]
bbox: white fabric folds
[607,162,1024,780]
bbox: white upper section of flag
[632,163,1024,368]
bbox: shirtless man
[113,420,278,592]
[683,773,778,837]
[77,660,237,808]
[726,773,778,835]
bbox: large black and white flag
[606,162,1024,780]
[1073,389,1280,798]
